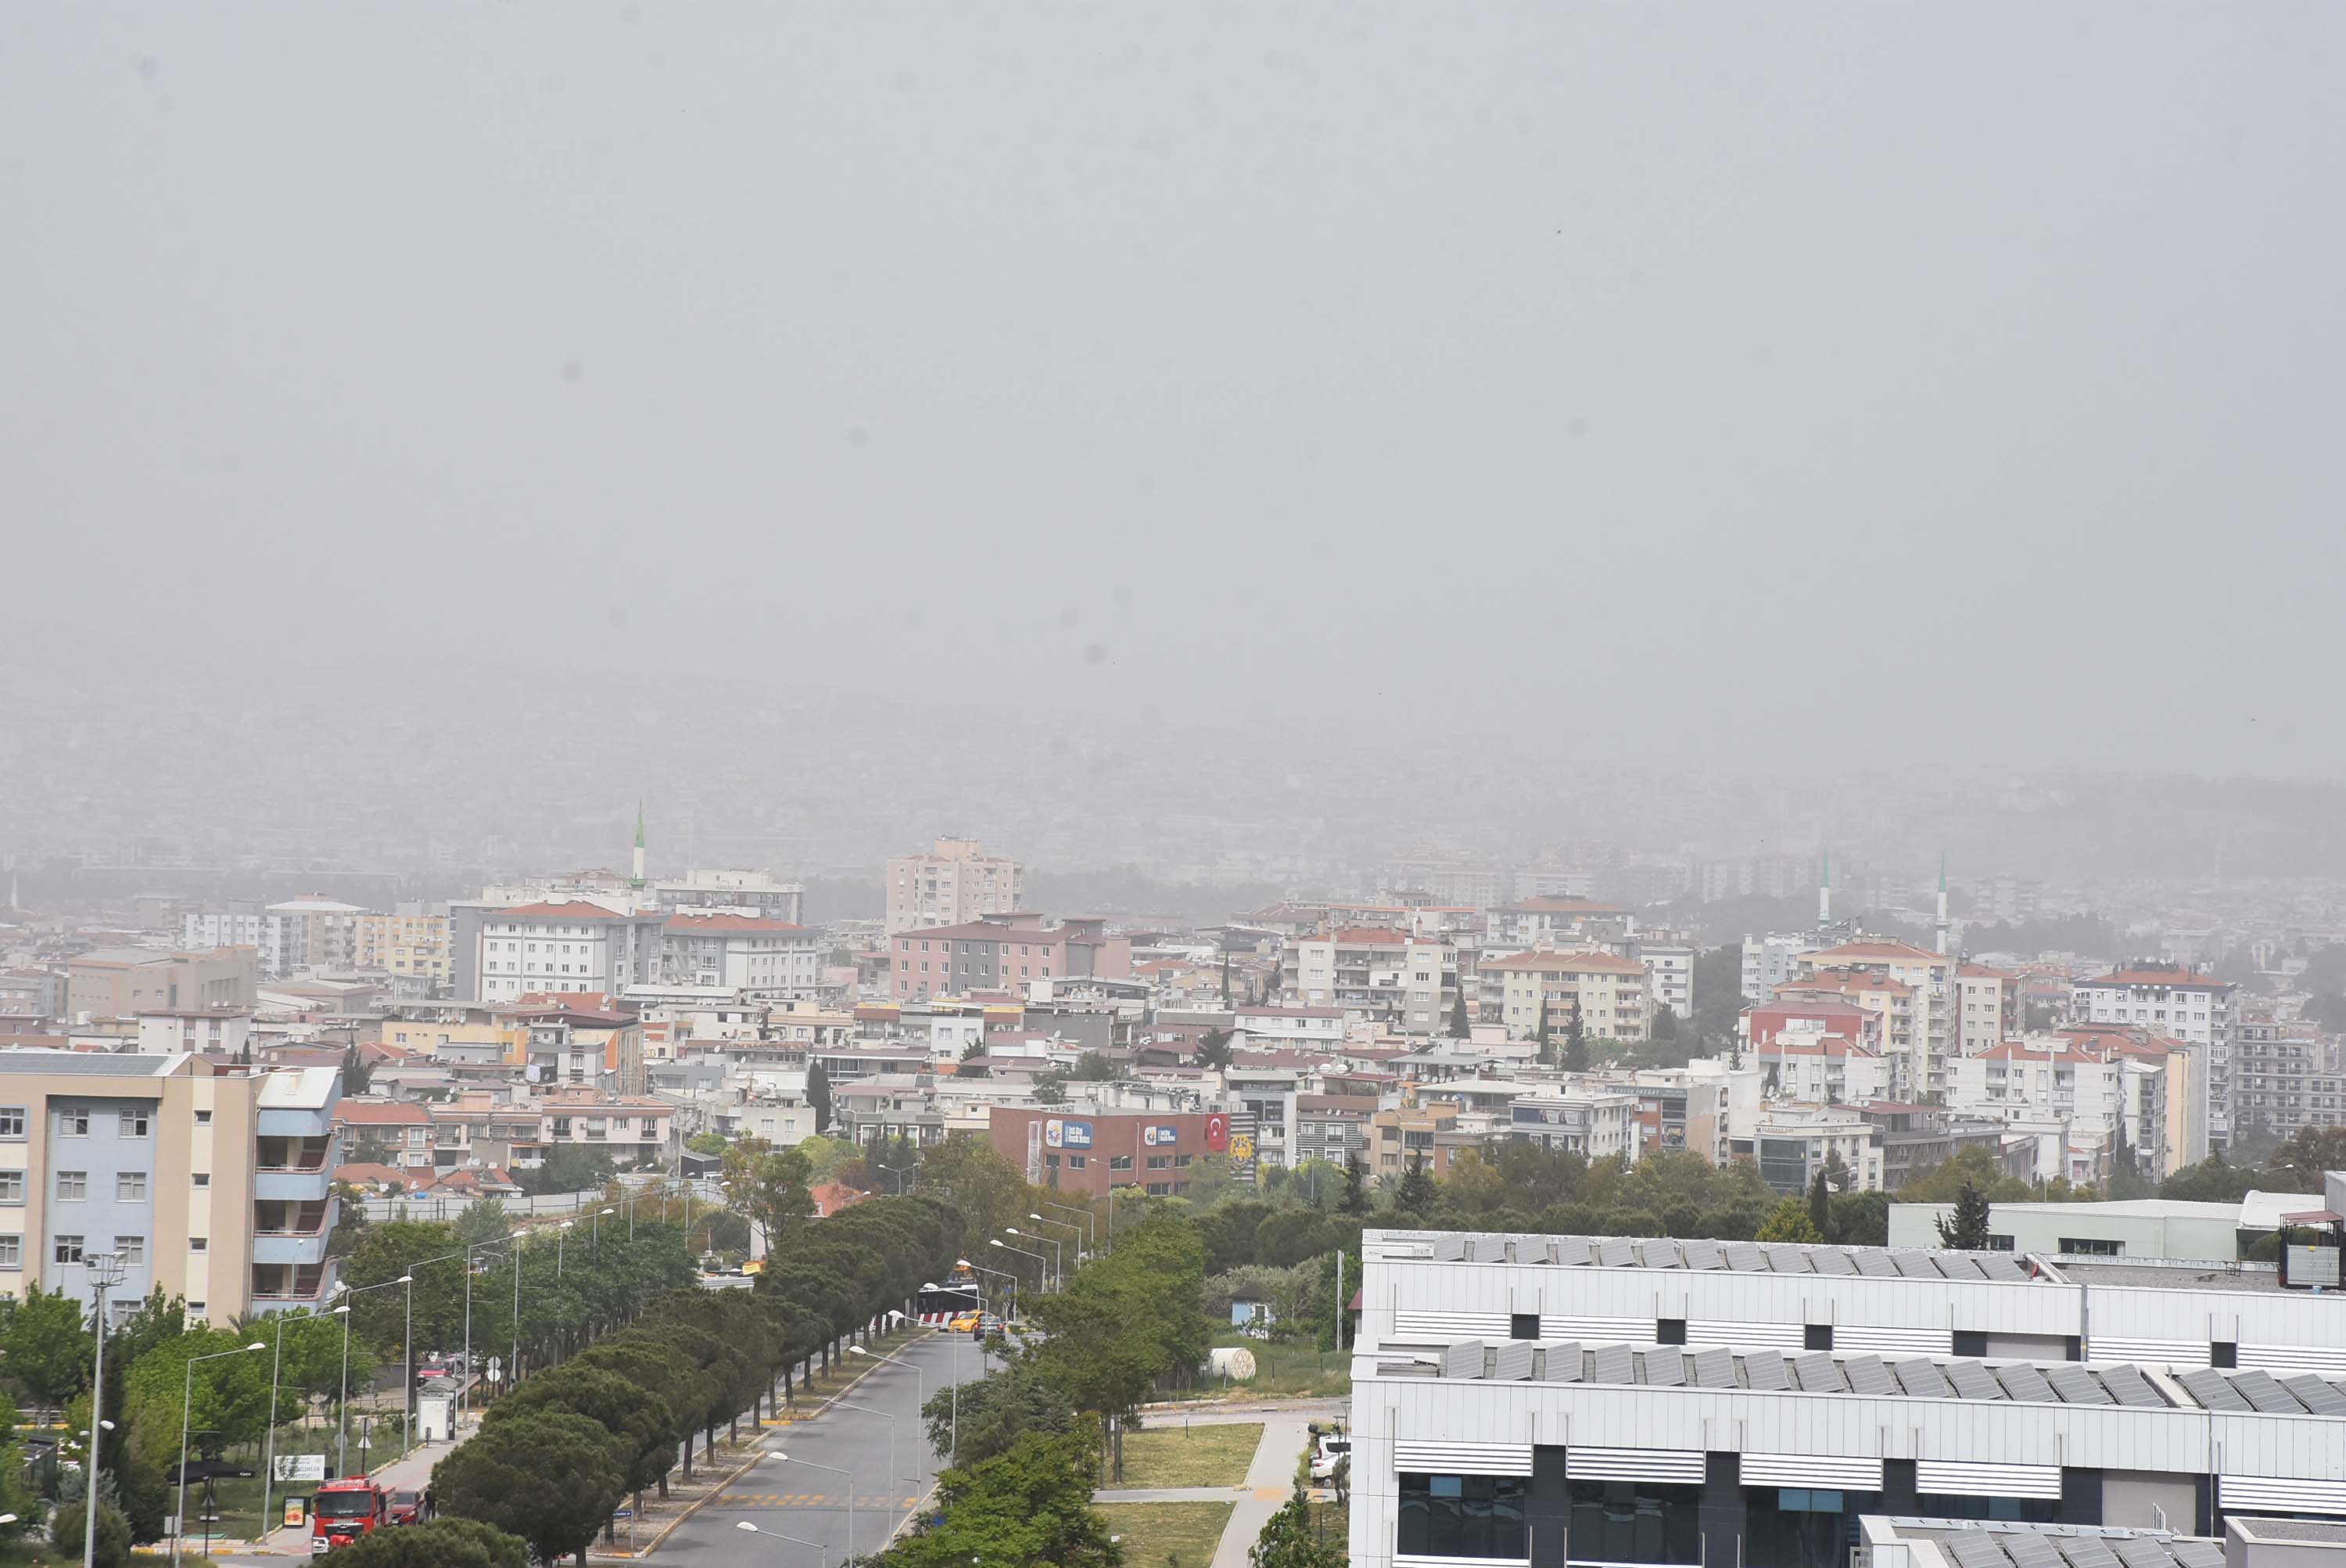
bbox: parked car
[387,1492,421,1527]
[1310,1432,1351,1481]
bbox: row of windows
[0,1107,152,1139]
[15,1171,150,1202]
[37,1234,171,1268]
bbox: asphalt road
[668,1327,985,1567]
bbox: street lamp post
[769,1452,855,1562]
[173,1342,265,1568]
[80,1250,128,1568]
[1027,1212,1082,1272]
[735,1517,830,1568]
[1004,1227,1059,1290]
[848,1347,926,1477]
[331,1276,415,1473]
[990,1236,1048,1297]
[1038,1200,1094,1261]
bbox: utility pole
[82,1252,128,1568]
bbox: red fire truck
[310,1477,391,1554]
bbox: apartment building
[1282,928,1461,1036]
[1797,939,1957,1099]
[1382,849,1505,910]
[353,904,453,991]
[985,1104,1229,1197]
[1491,899,1637,950]
[1948,1039,2173,1179]
[654,868,805,925]
[889,914,1132,1002]
[2072,966,2234,1156]
[1351,1226,2346,1568]
[135,1009,254,1058]
[1370,1103,1474,1180]
[660,911,825,998]
[1508,1089,1638,1161]
[1742,1103,1888,1192]
[1483,949,1652,1042]
[1957,962,2023,1054]
[884,838,1023,935]
[472,900,664,1003]
[67,947,257,1019]
[2229,1020,2344,1139]
[0,1053,340,1324]
[1639,938,1695,1021]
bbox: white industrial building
[1351,1227,2346,1568]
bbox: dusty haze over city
[4,5,2343,900]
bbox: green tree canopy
[328,1519,528,1568]
[433,1410,627,1568]
[1755,1199,1824,1244]
[886,1431,1122,1568]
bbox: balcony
[257,1136,335,1200]
[251,1259,339,1312]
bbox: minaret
[631,799,647,888]
[1935,852,1950,956]
[1817,849,1831,926]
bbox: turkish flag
[1204,1114,1227,1152]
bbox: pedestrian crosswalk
[716,1494,919,1509]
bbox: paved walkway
[1095,1414,1315,1568]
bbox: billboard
[1044,1118,1094,1150]
[1143,1125,1180,1146]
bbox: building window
[1110,1155,1134,1171]
[196,1110,212,1126]
[0,1173,19,1204]
[192,1173,210,1188]
[1398,1473,1529,1559]
[119,1108,151,1138]
[1566,1479,1702,1565]
[190,1237,208,1252]
[119,1236,146,1265]
[54,1235,84,1265]
[56,1172,88,1200]
[2058,1237,2122,1256]
[0,1108,23,1139]
[1067,1155,1086,1169]
[1146,1155,1171,1170]
[0,1236,16,1268]
[1745,1487,1880,1568]
[1917,1494,2058,1524]
[117,1172,149,1202]
[60,1109,89,1137]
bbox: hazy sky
[5,5,2341,777]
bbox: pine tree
[805,1059,834,1136]
[1393,1155,1438,1222]
[1448,988,1469,1039]
[1339,1156,1369,1218]
[1808,1168,1834,1241]
[1535,999,1553,1066]
[1935,1179,1994,1250]
[1562,999,1589,1074]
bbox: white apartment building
[1281,930,1460,1036]
[658,912,825,998]
[472,900,664,1001]
[1508,1089,1639,1161]
[135,1010,254,1058]
[183,897,368,981]
[1798,939,1957,1098]
[1957,963,2022,1055]
[1948,1038,2173,1179]
[1758,1032,1895,1104]
[654,868,805,925]
[1749,1103,1887,1192]
[1231,1005,1346,1048]
[1483,949,1652,1042]
[1640,940,1695,1020]
[884,838,1022,935]
[2072,967,2235,1155]
[1741,931,1817,1002]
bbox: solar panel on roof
[1806,1247,1852,1276]
[1597,1239,1636,1268]
[2004,1535,2066,1568]
[1946,1360,2006,1400]
[1935,1255,1985,1280]
[1996,1363,2057,1403]
[2179,1368,2254,1412]
[1682,1239,1724,1271]
[2170,1542,2226,1568]
[1433,1236,1467,1262]
[2045,1365,2112,1405]
[1690,1347,1737,1387]
[1639,1240,1684,1268]
[2281,1373,2346,1415]
[1722,1240,1767,1272]
[1976,1254,2030,1282]
[1643,1350,1686,1387]
[1892,1252,1940,1279]
[1742,1351,1790,1390]
[1589,1343,1637,1384]
[2113,1539,2185,1568]
[1555,1237,1593,1266]
[1792,1351,1846,1393]
[2055,1534,2125,1568]
[1892,1358,1953,1398]
[1945,1536,2012,1568]
[2100,1365,2168,1409]
[1843,1354,1897,1395]
[2230,1369,2304,1414]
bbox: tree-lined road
[673,1329,981,1567]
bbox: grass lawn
[1113,1421,1263,1489]
[1173,1333,1352,1403]
[1094,1500,1234,1567]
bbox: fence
[354,1178,726,1225]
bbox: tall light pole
[769,1451,854,1561]
[1028,1212,1082,1271]
[1004,1227,1060,1290]
[332,1276,413,1474]
[848,1347,927,1477]
[591,1205,615,1249]
[735,1517,830,1568]
[991,1236,1048,1297]
[1039,1200,1094,1261]
[831,1401,901,1520]
[174,1343,265,1568]
[81,1250,127,1568]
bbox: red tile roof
[496,901,640,922]
[333,1100,431,1126]
[1810,941,1944,963]
[1486,949,1646,975]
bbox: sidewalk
[1091,1416,1313,1568]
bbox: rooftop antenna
[631,800,647,889]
